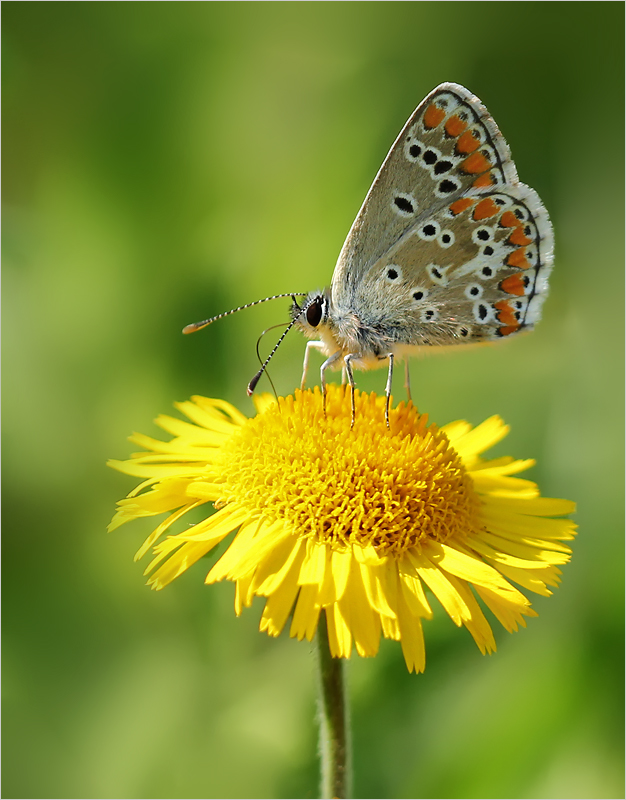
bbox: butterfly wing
[330,83,553,346]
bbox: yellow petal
[408,549,471,626]
[326,605,352,658]
[174,400,243,435]
[465,534,565,570]
[485,496,577,517]
[253,393,278,415]
[235,572,255,615]
[479,530,571,565]
[451,415,510,461]
[299,538,329,585]
[422,540,512,592]
[399,571,433,619]
[147,539,216,590]
[205,519,263,583]
[480,507,577,542]
[133,500,204,560]
[470,472,538,494]
[218,520,294,582]
[290,583,321,642]
[396,575,426,673]
[444,574,496,654]
[191,395,249,427]
[319,548,352,606]
[473,584,536,633]
[472,457,535,476]
[492,565,554,596]
[254,537,306,596]
[338,562,381,657]
[359,560,396,619]
[440,420,472,444]
[259,556,302,637]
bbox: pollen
[217,388,479,556]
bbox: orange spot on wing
[472,198,499,220]
[423,103,446,129]
[498,325,519,337]
[508,227,533,246]
[500,210,521,228]
[456,130,481,154]
[499,274,526,296]
[507,248,531,269]
[445,114,467,137]
[472,173,493,187]
[461,151,492,174]
[449,197,475,215]
[495,300,518,327]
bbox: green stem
[316,610,352,799]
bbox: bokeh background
[3,3,624,799]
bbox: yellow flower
[108,385,576,673]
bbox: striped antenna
[247,297,316,395]
[182,293,307,334]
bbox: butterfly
[185,83,553,425]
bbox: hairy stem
[316,611,352,799]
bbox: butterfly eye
[306,298,324,327]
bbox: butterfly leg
[404,360,412,403]
[301,340,325,390]
[384,353,394,429]
[320,350,342,417]
[343,354,358,428]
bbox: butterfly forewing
[330,82,553,347]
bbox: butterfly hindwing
[350,182,553,346]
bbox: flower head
[109,385,576,673]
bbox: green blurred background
[3,3,624,798]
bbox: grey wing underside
[332,83,516,299]
[330,82,553,344]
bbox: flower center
[216,387,479,556]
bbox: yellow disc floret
[216,388,479,556]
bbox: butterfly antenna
[182,293,307,334]
[247,300,313,395]
[255,322,290,401]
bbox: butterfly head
[291,289,332,339]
